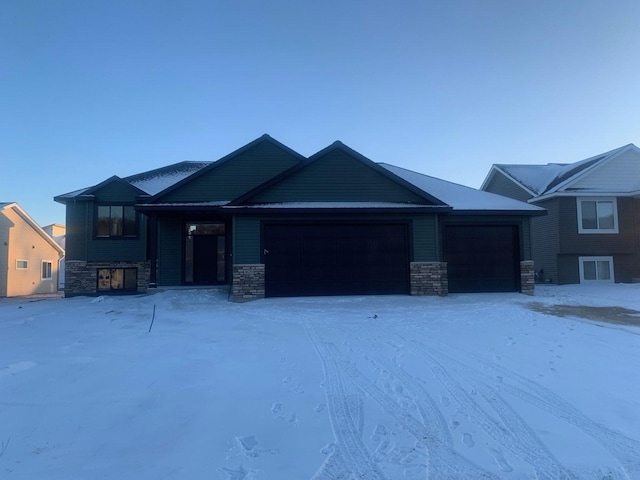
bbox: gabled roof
[55,162,211,203]
[229,140,448,207]
[0,203,65,255]
[482,144,638,198]
[380,164,545,215]
[148,134,306,203]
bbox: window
[42,261,53,280]
[97,268,138,292]
[97,205,137,237]
[16,260,28,269]
[577,198,618,233]
[579,256,614,283]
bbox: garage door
[443,225,520,293]
[263,223,410,297]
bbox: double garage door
[263,223,410,297]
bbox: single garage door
[263,223,410,297]
[443,224,520,293]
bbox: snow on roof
[380,163,544,212]
[125,161,211,195]
[495,144,631,196]
[237,202,437,209]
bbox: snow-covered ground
[1,284,639,479]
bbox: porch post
[148,213,158,288]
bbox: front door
[185,222,226,284]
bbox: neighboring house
[54,135,544,300]
[0,203,65,297]
[42,224,66,290]
[481,143,640,285]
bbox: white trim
[480,166,538,196]
[578,256,615,283]
[16,259,28,269]
[576,197,618,234]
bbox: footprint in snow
[463,433,475,447]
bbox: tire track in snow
[307,322,498,480]
[307,323,389,480]
[422,339,640,480]
[403,339,577,480]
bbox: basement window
[97,268,138,292]
[579,256,614,283]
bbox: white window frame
[42,260,53,280]
[576,197,618,234]
[16,259,28,269]
[578,256,615,283]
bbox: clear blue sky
[2,0,640,227]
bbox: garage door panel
[264,223,409,297]
[444,225,520,293]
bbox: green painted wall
[158,217,182,285]
[64,180,147,262]
[251,149,427,204]
[160,141,301,202]
[232,213,439,265]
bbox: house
[0,203,65,297]
[54,135,544,300]
[42,224,66,290]
[481,143,640,284]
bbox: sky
[2,0,640,227]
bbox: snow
[2,284,639,479]
[380,163,544,212]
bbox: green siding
[65,202,90,260]
[252,149,427,204]
[233,216,261,264]
[94,180,141,202]
[158,217,183,285]
[232,214,439,265]
[161,141,301,202]
[412,215,438,261]
[531,198,560,282]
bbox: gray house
[482,143,640,284]
[55,135,543,300]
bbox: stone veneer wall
[65,260,150,296]
[520,260,535,295]
[231,264,265,302]
[410,262,448,296]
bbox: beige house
[0,203,65,297]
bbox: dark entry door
[264,223,410,297]
[443,225,520,293]
[193,235,219,284]
[185,222,226,284]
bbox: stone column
[520,260,535,295]
[410,262,448,296]
[231,264,265,302]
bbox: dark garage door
[264,223,410,297]
[443,225,520,293]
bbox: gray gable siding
[531,198,560,283]
[484,172,533,202]
[250,149,428,204]
[159,141,301,203]
[233,213,439,265]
